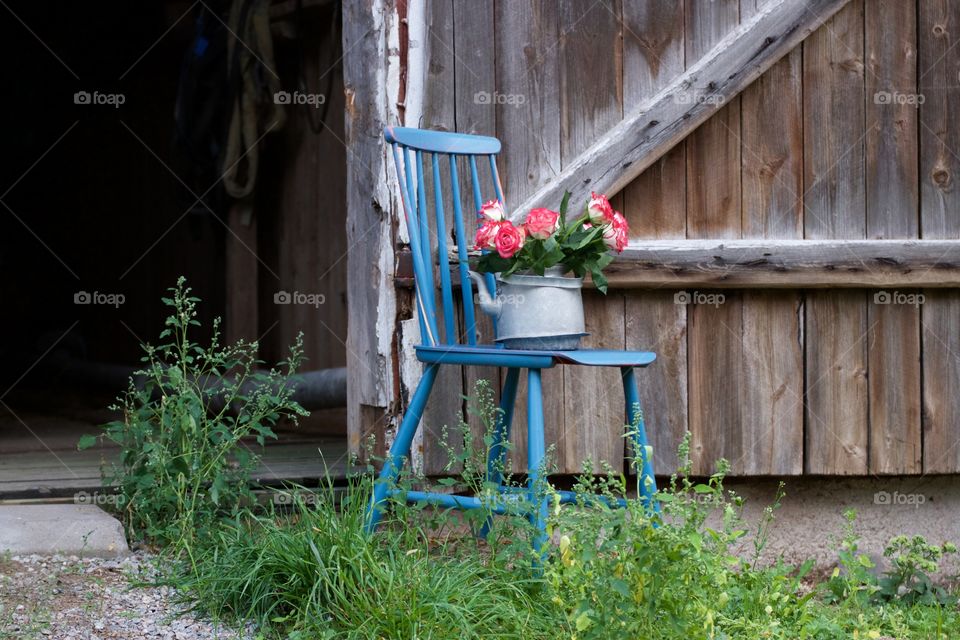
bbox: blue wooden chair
[366,126,658,553]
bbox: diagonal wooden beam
[511,0,852,218]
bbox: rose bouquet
[471,192,628,293]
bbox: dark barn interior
[0,0,348,497]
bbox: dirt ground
[0,552,252,640]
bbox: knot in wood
[932,168,951,188]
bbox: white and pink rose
[479,199,505,222]
[494,221,526,258]
[523,207,560,240]
[587,192,615,226]
[602,211,629,253]
[474,219,502,250]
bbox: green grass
[177,479,564,639]
[169,469,960,640]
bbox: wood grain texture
[494,0,562,196]
[685,0,742,476]
[259,12,349,370]
[343,0,393,456]
[512,0,853,219]
[417,0,465,475]
[625,293,687,474]
[803,0,868,475]
[558,0,625,473]
[495,0,562,473]
[451,0,499,472]
[921,293,960,473]
[622,0,686,240]
[919,0,960,474]
[865,0,921,475]
[562,292,627,472]
[393,0,950,480]
[739,0,804,475]
[740,292,803,474]
[621,0,687,476]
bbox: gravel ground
[0,552,255,640]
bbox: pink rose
[523,208,560,240]
[587,192,615,225]
[602,211,629,253]
[494,221,525,258]
[479,200,505,222]
[474,220,502,250]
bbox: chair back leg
[525,368,549,563]
[480,367,521,539]
[621,366,659,511]
[365,364,440,533]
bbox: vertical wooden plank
[422,0,456,133]
[256,11,348,372]
[494,0,562,473]
[622,1,685,240]
[739,0,804,475]
[563,293,627,473]
[414,0,474,474]
[624,294,686,474]
[740,294,803,473]
[865,0,921,475]
[559,0,625,473]
[416,0,460,475]
[684,0,742,475]
[803,0,868,475]
[449,0,498,472]
[919,0,960,474]
[621,0,687,475]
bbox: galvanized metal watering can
[469,266,586,350]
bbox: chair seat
[416,344,656,368]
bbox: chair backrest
[385,126,503,347]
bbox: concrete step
[0,505,129,557]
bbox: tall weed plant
[81,278,308,552]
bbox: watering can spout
[468,271,501,318]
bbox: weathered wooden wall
[255,5,348,372]
[393,0,960,477]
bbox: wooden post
[343,0,398,456]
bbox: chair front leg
[480,367,520,539]
[526,368,548,562]
[365,364,440,533]
[621,366,658,511]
